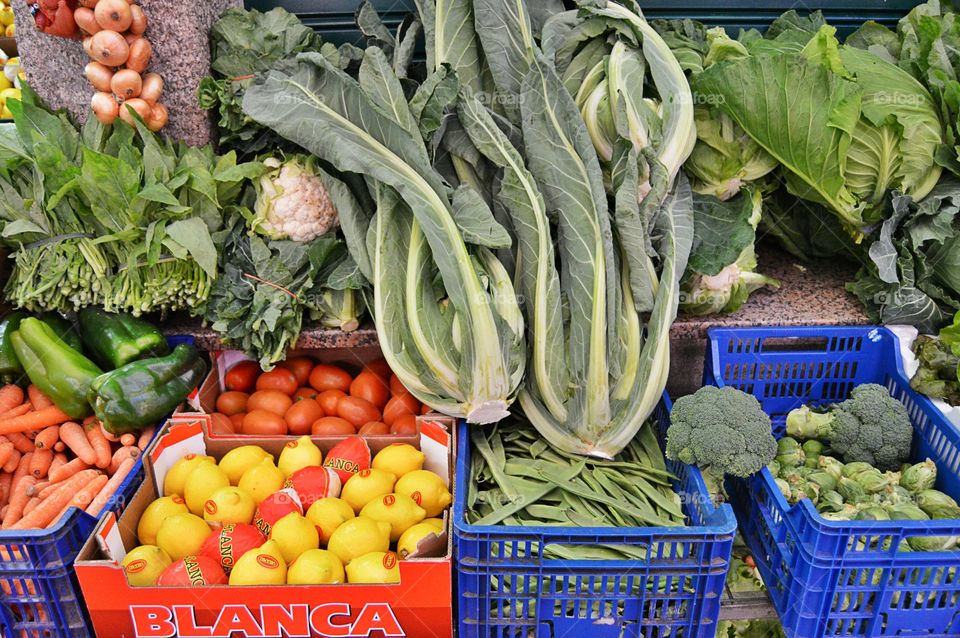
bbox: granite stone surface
[13,0,241,146]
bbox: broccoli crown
[666,385,778,478]
[828,384,914,471]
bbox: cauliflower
[252,155,339,242]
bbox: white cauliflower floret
[253,156,339,242]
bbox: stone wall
[13,0,241,146]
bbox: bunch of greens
[910,310,960,404]
[0,87,260,316]
[694,15,945,240]
[848,180,960,332]
[466,415,686,547]
[680,190,778,315]
[772,440,960,551]
[716,541,787,638]
[198,7,331,156]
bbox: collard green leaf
[165,217,218,278]
[450,184,511,248]
[687,191,757,277]
[473,0,537,124]
[409,66,461,142]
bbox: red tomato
[278,357,314,386]
[364,359,392,382]
[309,364,353,393]
[382,393,420,426]
[210,413,235,435]
[284,399,325,436]
[311,417,356,436]
[390,413,418,435]
[215,391,248,417]
[256,368,298,396]
[224,360,260,393]
[242,410,288,435]
[229,413,246,430]
[349,371,390,410]
[337,396,381,427]
[247,390,293,416]
[357,421,389,435]
[389,374,408,396]
[317,389,346,415]
[294,387,319,401]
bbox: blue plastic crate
[453,395,738,638]
[0,335,194,638]
[705,326,960,638]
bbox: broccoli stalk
[785,384,913,471]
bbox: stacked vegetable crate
[706,326,960,638]
[453,396,737,638]
[0,336,192,638]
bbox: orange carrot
[0,403,35,423]
[29,449,53,479]
[99,423,120,443]
[0,439,12,468]
[38,468,102,501]
[3,449,21,474]
[53,441,64,452]
[22,496,40,516]
[11,472,101,529]
[49,452,67,475]
[59,422,97,465]
[86,458,134,517]
[27,480,48,497]
[10,451,31,487]
[0,505,6,519]
[107,446,140,475]
[33,426,59,450]
[69,474,108,510]
[85,423,111,469]
[26,385,52,410]
[0,406,71,435]
[48,457,91,483]
[0,471,12,508]
[137,425,155,450]
[7,431,34,454]
[119,433,136,447]
[2,475,36,528]
[0,384,24,414]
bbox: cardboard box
[75,414,455,638]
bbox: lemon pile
[121,439,451,587]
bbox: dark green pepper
[78,307,169,370]
[11,318,104,419]
[0,312,27,383]
[38,314,84,353]
[89,344,206,435]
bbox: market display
[4,0,960,637]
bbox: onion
[110,69,142,100]
[94,0,132,32]
[118,97,151,127]
[73,7,101,35]
[129,5,146,35]
[89,30,129,66]
[145,102,168,132]
[125,37,151,73]
[139,72,163,104]
[84,61,114,92]
[91,92,119,125]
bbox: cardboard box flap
[97,511,126,563]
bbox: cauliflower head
[253,155,339,242]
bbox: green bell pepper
[39,314,84,353]
[78,307,169,370]
[89,344,206,435]
[11,318,104,419]
[0,311,27,383]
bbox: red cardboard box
[74,415,455,638]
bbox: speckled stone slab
[12,0,241,146]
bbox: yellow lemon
[372,444,425,478]
[305,497,354,545]
[219,446,272,485]
[0,7,15,27]
[163,454,215,497]
[121,545,172,587]
[359,493,426,542]
[395,470,452,517]
[137,495,189,545]
[345,551,400,584]
[327,516,390,565]
[229,539,286,586]
[184,462,230,516]
[278,435,322,478]
[203,486,256,526]
[237,457,285,503]
[5,24,13,38]
[287,549,344,585]
[341,468,396,514]
[269,512,319,564]
[422,517,445,531]
[155,513,212,561]
[0,75,12,92]
[397,522,445,559]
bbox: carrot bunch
[0,383,154,530]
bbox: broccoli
[666,386,778,478]
[785,384,913,471]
